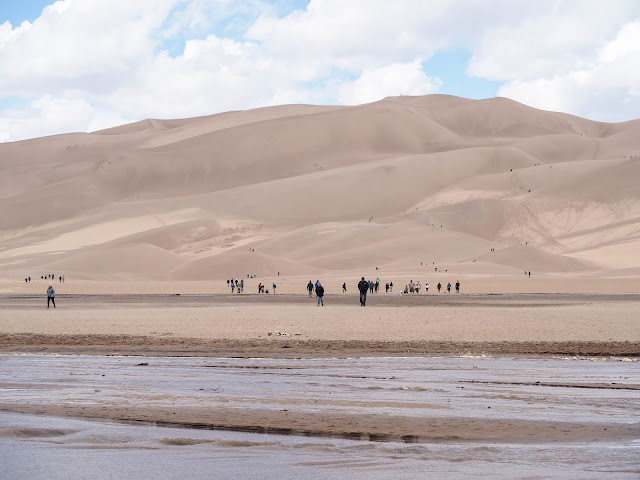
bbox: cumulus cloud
[1,0,640,141]
[338,60,441,105]
[497,20,640,121]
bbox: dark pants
[359,291,367,306]
[47,296,55,308]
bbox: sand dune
[1,94,639,291]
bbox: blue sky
[1,1,639,142]
[0,1,53,26]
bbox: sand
[1,95,639,290]
[1,293,638,357]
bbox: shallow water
[1,355,639,479]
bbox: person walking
[437,282,442,294]
[455,280,460,293]
[358,277,369,306]
[307,280,314,297]
[342,282,347,293]
[389,281,393,292]
[272,282,276,294]
[425,282,429,293]
[316,282,324,306]
[47,283,56,308]
[447,282,451,293]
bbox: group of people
[25,273,64,283]
[227,278,244,293]
[400,280,460,294]
[308,277,463,307]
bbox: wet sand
[1,355,638,445]
[0,293,639,357]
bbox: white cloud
[1,0,640,141]
[338,60,441,105]
[497,20,640,121]
[0,94,94,141]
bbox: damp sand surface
[1,355,639,479]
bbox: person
[409,280,414,294]
[307,280,314,297]
[529,271,531,277]
[403,285,409,294]
[47,283,56,308]
[342,282,347,293]
[385,282,389,293]
[273,282,276,293]
[447,282,451,293]
[240,279,244,293]
[415,282,421,294]
[455,280,460,293]
[369,280,374,294]
[59,276,62,283]
[231,282,235,293]
[425,282,429,293]
[28,276,31,282]
[358,277,369,306]
[437,282,441,293]
[389,281,393,292]
[315,282,324,306]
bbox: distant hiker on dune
[455,281,460,293]
[307,280,314,297]
[46,284,55,308]
[437,282,442,293]
[447,282,451,293]
[358,277,369,306]
[342,282,347,293]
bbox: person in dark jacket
[315,282,324,306]
[358,277,369,306]
[307,280,314,297]
[47,283,56,308]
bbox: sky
[0,0,639,142]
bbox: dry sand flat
[1,294,638,357]
[1,95,640,291]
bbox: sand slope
[1,95,639,288]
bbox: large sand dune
[1,95,639,291]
